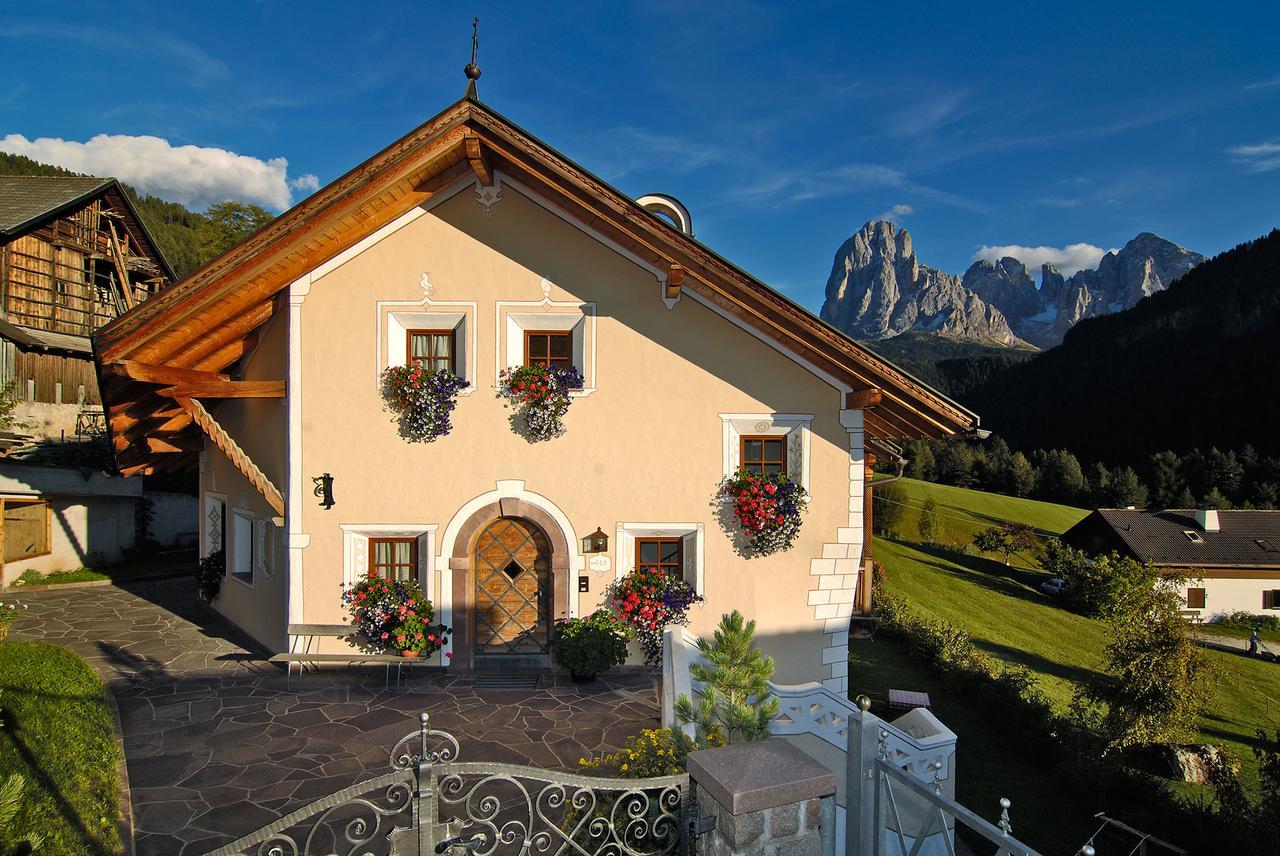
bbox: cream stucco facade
[200,173,871,690]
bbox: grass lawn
[15,547,197,588]
[874,480,1280,825]
[849,637,1101,854]
[0,641,121,855]
[1195,621,1280,645]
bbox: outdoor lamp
[312,473,335,509]
[581,527,608,554]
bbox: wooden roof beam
[157,380,285,399]
[666,264,684,302]
[846,388,883,410]
[193,331,259,374]
[109,360,229,386]
[163,299,274,368]
[464,135,493,187]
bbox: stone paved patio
[7,577,661,856]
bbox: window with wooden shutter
[1266,590,1280,610]
[1185,588,1206,609]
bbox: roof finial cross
[464,17,481,101]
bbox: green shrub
[578,728,689,778]
[1042,540,1157,619]
[196,550,224,604]
[674,610,779,747]
[872,480,907,537]
[550,610,630,679]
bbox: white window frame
[614,522,705,597]
[230,508,255,587]
[341,524,439,599]
[496,288,597,396]
[375,281,477,394]
[720,413,813,491]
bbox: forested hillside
[864,332,1036,401]
[965,229,1280,462]
[0,152,274,279]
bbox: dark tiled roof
[1072,509,1280,568]
[0,175,112,235]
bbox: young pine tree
[917,496,940,544]
[674,611,779,747]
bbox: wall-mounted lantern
[312,473,335,510]
[581,527,608,554]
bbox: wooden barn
[0,175,174,420]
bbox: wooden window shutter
[1186,588,1206,609]
[1265,590,1276,610]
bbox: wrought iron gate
[206,713,691,856]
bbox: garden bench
[269,623,429,690]
[1179,610,1203,624]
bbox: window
[230,509,254,582]
[1186,588,1206,609]
[525,330,572,368]
[636,537,683,578]
[740,435,787,476]
[1183,530,1204,543]
[2,499,50,562]
[1265,590,1280,610]
[407,329,456,374]
[370,538,417,582]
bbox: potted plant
[496,363,584,441]
[380,363,469,442]
[603,567,701,667]
[550,609,631,682]
[197,549,224,604]
[720,469,809,556]
[342,572,443,652]
[391,612,452,658]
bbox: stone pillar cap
[687,737,836,815]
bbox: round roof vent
[636,193,693,237]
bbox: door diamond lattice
[474,518,550,655]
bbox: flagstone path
[6,577,660,856]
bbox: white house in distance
[90,84,978,690]
[1063,507,1280,618]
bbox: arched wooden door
[472,517,551,664]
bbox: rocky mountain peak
[818,221,1205,351]
[820,220,1026,347]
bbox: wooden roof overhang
[93,97,978,490]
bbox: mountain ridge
[820,220,1205,349]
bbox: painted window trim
[496,291,597,397]
[613,522,705,597]
[720,413,813,491]
[202,491,227,562]
[375,282,477,396]
[229,507,255,589]
[340,524,438,599]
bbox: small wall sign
[588,555,612,575]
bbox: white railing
[660,627,957,783]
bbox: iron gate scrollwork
[206,713,691,856]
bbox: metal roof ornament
[464,17,481,100]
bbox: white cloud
[1226,139,1280,173]
[875,203,913,222]
[1244,75,1280,91]
[289,173,320,193]
[971,242,1118,277]
[0,133,307,210]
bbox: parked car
[1039,577,1067,596]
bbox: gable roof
[0,175,112,235]
[92,96,979,476]
[0,175,177,282]
[1064,508,1280,569]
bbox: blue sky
[2,1,1277,311]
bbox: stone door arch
[449,498,571,668]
